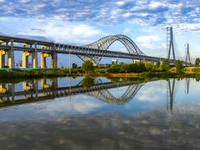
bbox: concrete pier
[8,40,15,68]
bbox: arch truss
[77,35,145,65]
[85,78,144,104]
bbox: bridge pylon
[167,27,176,64]
[185,43,190,66]
[167,79,175,112]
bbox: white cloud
[14,19,105,44]
[137,35,161,43]
[148,1,166,10]
[116,1,126,6]
[72,25,102,38]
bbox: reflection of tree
[81,77,94,89]
[106,77,120,84]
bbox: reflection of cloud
[137,87,163,102]
[137,95,161,101]
[1,103,200,149]
[0,95,104,121]
[73,101,101,114]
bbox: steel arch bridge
[84,78,144,104]
[78,35,146,64]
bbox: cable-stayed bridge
[0,29,187,68]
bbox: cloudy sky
[0,0,200,66]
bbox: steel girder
[78,35,145,65]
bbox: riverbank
[67,72,200,79]
[1,69,200,84]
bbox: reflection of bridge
[0,34,179,68]
[0,78,144,108]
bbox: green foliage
[106,64,121,73]
[106,77,120,84]
[175,60,183,73]
[72,63,78,68]
[155,61,160,70]
[94,68,106,73]
[195,58,200,67]
[121,77,145,83]
[120,63,130,73]
[81,77,94,89]
[145,62,153,72]
[137,62,147,73]
[161,60,170,71]
[2,65,9,68]
[81,60,94,73]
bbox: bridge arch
[84,78,144,104]
[78,35,145,65]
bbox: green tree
[175,60,183,73]
[72,63,78,68]
[155,61,160,70]
[106,64,120,73]
[137,62,146,73]
[81,60,94,73]
[195,58,200,67]
[81,77,94,89]
[145,62,153,72]
[120,63,130,73]
[161,60,170,71]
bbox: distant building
[112,59,118,64]
[98,64,110,68]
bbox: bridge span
[0,34,178,68]
[0,78,147,107]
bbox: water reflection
[1,105,200,149]
[1,77,199,149]
[0,77,147,107]
[0,77,189,110]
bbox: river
[0,77,200,149]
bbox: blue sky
[0,0,200,67]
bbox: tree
[195,58,200,67]
[106,64,120,73]
[175,60,183,73]
[106,77,120,84]
[129,63,138,73]
[155,61,160,70]
[145,62,153,72]
[137,62,146,73]
[161,60,170,72]
[81,60,94,73]
[120,63,130,73]
[81,77,94,89]
[72,63,78,68]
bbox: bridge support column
[0,50,7,68]
[0,84,7,94]
[8,39,15,68]
[33,80,38,99]
[32,43,38,68]
[51,52,57,68]
[8,84,15,103]
[22,52,32,68]
[41,52,51,68]
[41,79,51,89]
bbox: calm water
[0,77,200,149]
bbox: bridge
[0,77,183,111]
[0,78,146,107]
[0,29,183,68]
